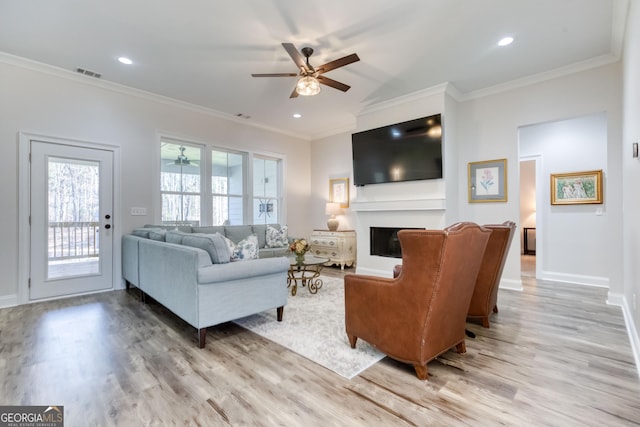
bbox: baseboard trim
[541,271,609,288]
[0,294,18,309]
[610,293,640,379]
[500,278,523,291]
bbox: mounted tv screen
[351,114,442,186]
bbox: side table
[309,230,356,270]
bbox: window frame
[157,135,285,226]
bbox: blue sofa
[122,224,291,348]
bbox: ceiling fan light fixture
[296,76,321,96]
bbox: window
[253,156,281,225]
[212,150,245,225]
[160,139,283,226]
[160,140,202,226]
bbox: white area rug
[234,276,385,379]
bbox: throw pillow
[266,225,288,248]
[131,228,151,238]
[147,229,167,241]
[181,233,231,264]
[223,234,259,262]
[166,229,190,245]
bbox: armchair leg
[481,317,490,328]
[493,305,499,314]
[455,341,466,354]
[347,334,358,348]
[276,306,284,321]
[414,364,428,380]
[198,328,207,349]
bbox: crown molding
[459,53,621,102]
[357,83,449,116]
[0,52,307,141]
[612,0,630,58]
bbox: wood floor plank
[1,263,639,426]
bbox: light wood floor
[1,262,639,426]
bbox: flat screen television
[351,114,442,186]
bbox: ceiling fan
[251,43,360,98]
[167,146,199,167]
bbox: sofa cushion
[223,234,259,262]
[144,224,193,232]
[251,224,267,248]
[182,233,231,264]
[192,226,225,235]
[132,228,152,238]
[266,224,288,248]
[224,225,253,244]
[148,229,167,241]
[166,230,190,244]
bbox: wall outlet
[130,207,147,216]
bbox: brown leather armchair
[466,221,516,328]
[344,222,491,380]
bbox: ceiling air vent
[76,68,102,79]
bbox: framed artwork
[468,159,507,203]
[329,178,349,208]
[550,170,603,205]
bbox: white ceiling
[0,0,627,140]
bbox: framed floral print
[468,159,507,203]
[329,178,349,208]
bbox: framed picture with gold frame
[468,159,507,203]
[550,170,603,205]
[329,178,349,208]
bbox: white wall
[0,58,310,304]
[622,0,640,369]
[311,62,623,292]
[520,113,609,286]
[457,63,623,293]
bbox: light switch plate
[131,207,147,216]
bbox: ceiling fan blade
[289,87,299,98]
[282,43,308,72]
[317,75,351,92]
[316,53,360,74]
[251,73,298,77]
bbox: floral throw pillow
[266,225,288,248]
[224,234,259,261]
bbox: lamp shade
[325,202,342,216]
[296,76,321,96]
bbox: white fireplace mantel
[350,198,446,212]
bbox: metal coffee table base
[287,264,324,296]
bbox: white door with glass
[30,140,114,300]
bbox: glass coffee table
[287,254,329,296]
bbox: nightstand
[310,230,356,270]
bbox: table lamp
[325,202,342,231]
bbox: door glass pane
[47,157,100,279]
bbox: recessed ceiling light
[497,37,514,47]
[293,113,302,118]
[118,57,133,65]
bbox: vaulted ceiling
[0,0,627,139]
